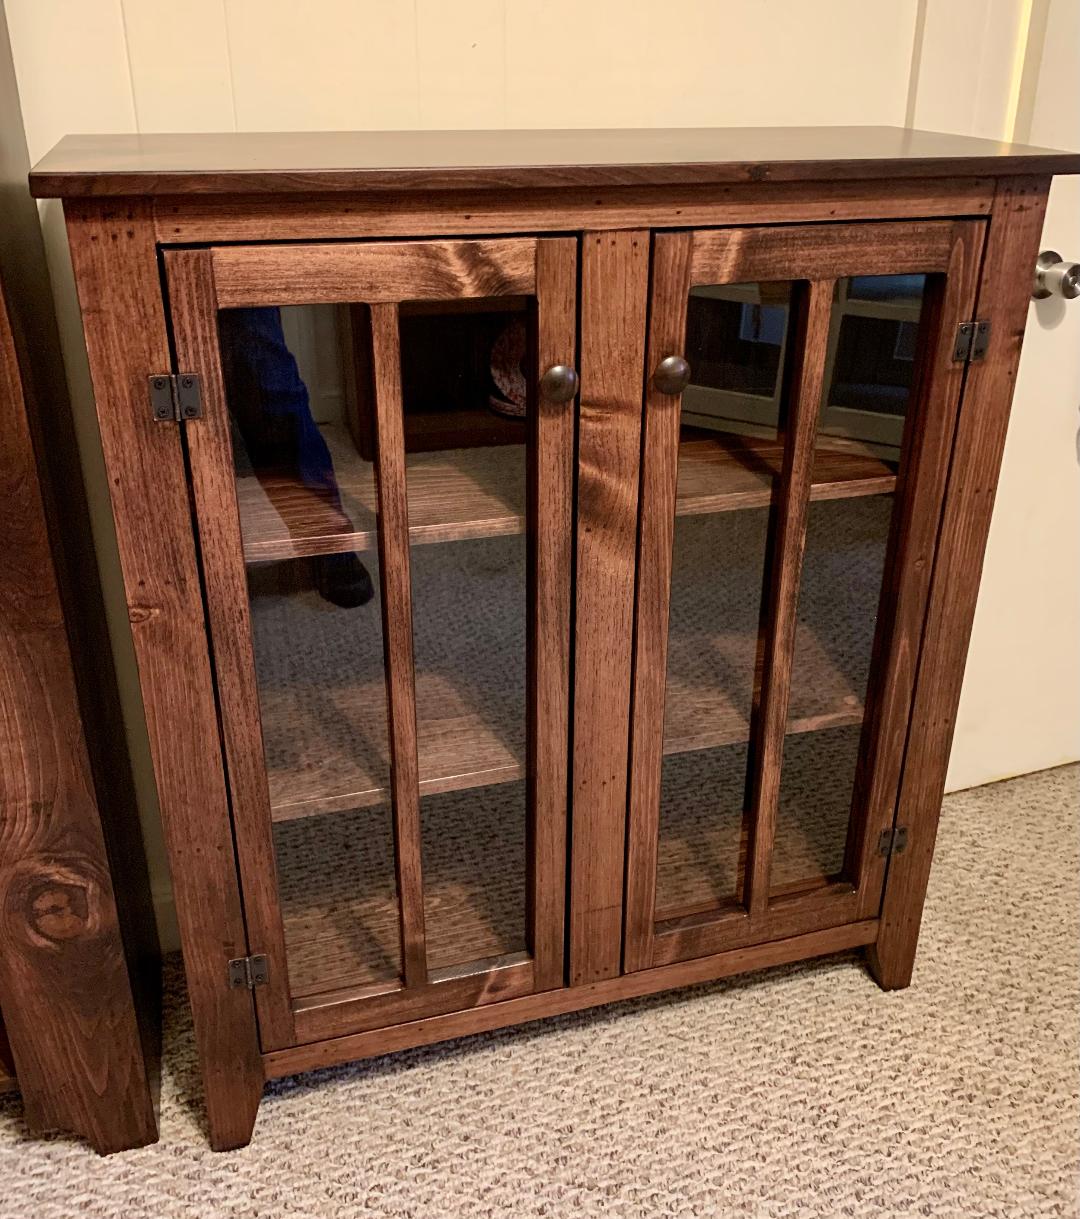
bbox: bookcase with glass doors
[32,126,1078,1148]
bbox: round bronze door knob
[540,364,580,403]
[653,355,691,395]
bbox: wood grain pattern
[264,919,880,1079]
[0,273,156,1154]
[847,220,985,919]
[624,217,986,977]
[152,178,997,246]
[212,239,536,308]
[624,231,693,973]
[0,1017,14,1095]
[29,126,1080,198]
[870,179,1051,990]
[744,280,836,919]
[370,302,428,990]
[527,238,576,991]
[650,885,862,968]
[236,425,894,564]
[570,230,650,985]
[690,221,960,286]
[64,200,263,1152]
[163,250,296,1051]
[293,955,534,1044]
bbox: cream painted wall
[945,0,1080,790]
[2,0,1074,945]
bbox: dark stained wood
[624,230,693,973]
[870,178,1052,990]
[570,230,650,985]
[242,599,866,827]
[689,220,961,286]
[744,279,836,919]
[51,133,1078,1146]
[370,302,429,991]
[264,919,879,1078]
[235,424,894,565]
[0,1017,15,1095]
[624,216,989,977]
[29,127,1080,197]
[650,886,862,968]
[0,273,157,1154]
[162,250,296,1051]
[528,238,577,991]
[64,200,264,1152]
[848,220,985,919]
[175,234,574,1047]
[212,238,536,308]
[293,955,534,1044]
[151,178,996,245]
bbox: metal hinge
[227,954,269,989]
[877,826,909,859]
[952,320,991,365]
[148,373,203,422]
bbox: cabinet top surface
[29,126,1080,198]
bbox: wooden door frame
[624,217,986,974]
[164,235,576,1051]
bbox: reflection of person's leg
[219,307,373,607]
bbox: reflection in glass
[654,283,793,918]
[219,296,535,996]
[773,273,927,891]
[653,271,930,918]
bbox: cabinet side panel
[64,200,264,1149]
[571,230,649,985]
[0,278,155,1153]
[870,177,1051,989]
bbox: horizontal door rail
[690,220,966,285]
[211,237,537,306]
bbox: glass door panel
[775,274,926,892]
[165,239,575,1048]
[655,282,793,920]
[627,222,983,972]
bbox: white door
[947,0,1080,790]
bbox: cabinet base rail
[263,918,879,1079]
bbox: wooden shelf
[237,424,527,563]
[262,635,862,823]
[676,431,895,516]
[268,707,523,822]
[254,445,884,824]
[663,629,864,758]
[237,424,895,563]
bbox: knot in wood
[29,881,89,942]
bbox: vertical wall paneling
[224,1,420,131]
[120,0,235,132]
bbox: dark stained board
[30,126,1080,197]
[0,273,157,1152]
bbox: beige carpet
[1,765,1077,1218]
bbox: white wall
[945,0,1080,790]
[2,0,1074,945]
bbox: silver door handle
[1033,250,1080,300]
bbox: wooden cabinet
[31,127,1079,1149]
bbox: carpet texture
[1,764,1077,1217]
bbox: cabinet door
[624,220,984,971]
[164,238,575,1050]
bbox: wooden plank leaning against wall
[0,272,158,1153]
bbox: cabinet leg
[203,1054,264,1151]
[864,940,915,992]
